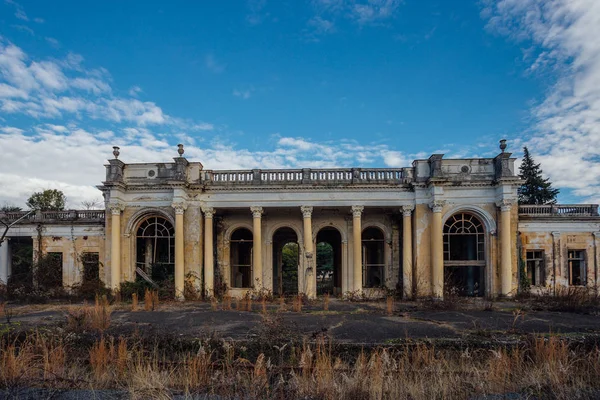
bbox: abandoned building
[1,141,599,299]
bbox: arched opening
[230,228,253,288]
[362,227,385,288]
[443,212,485,296]
[316,227,342,295]
[272,227,299,296]
[135,216,175,282]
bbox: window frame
[525,250,545,286]
[568,250,586,286]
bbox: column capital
[250,206,263,218]
[300,205,313,218]
[202,207,215,218]
[594,232,600,239]
[108,201,125,215]
[551,231,561,238]
[351,205,364,217]
[496,199,514,212]
[401,205,415,217]
[429,200,445,213]
[171,201,188,215]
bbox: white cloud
[233,88,252,99]
[128,85,142,97]
[45,37,60,48]
[205,54,225,74]
[482,0,600,203]
[309,0,402,30]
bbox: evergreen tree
[518,147,559,205]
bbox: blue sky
[1,0,599,207]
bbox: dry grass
[64,295,111,332]
[131,293,138,312]
[278,296,286,312]
[144,289,159,311]
[1,330,600,399]
[261,296,267,314]
[210,297,218,311]
[386,296,394,316]
[324,293,330,311]
[222,295,232,311]
[292,294,303,313]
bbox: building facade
[1,142,599,299]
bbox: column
[109,202,123,291]
[352,206,364,292]
[430,201,444,298]
[172,202,187,300]
[498,200,513,296]
[401,205,414,299]
[0,239,9,285]
[594,232,600,293]
[251,206,264,289]
[341,239,348,294]
[301,206,315,298]
[202,207,215,297]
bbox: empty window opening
[362,227,385,288]
[568,250,586,286]
[81,252,100,284]
[135,216,175,281]
[230,228,253,288]
[526,250,545,286]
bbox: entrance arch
[316,227,342,295]
[272,227,299,296]
[443,212,486,296]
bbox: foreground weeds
[1,328,600,399]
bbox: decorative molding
[202,207,215,218]
[496,199,514,212]
[429,200,445,213]
[250,206,263,218]
[300,205,313,218]
[171,201,188,215]
[351,205,364,217]
[401,205,414,217]
[594,232,600,239]
[108,201,124,215]
[551,231,561,238]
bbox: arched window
[362,227,385,288]
[443,213,484,261]
[135,216,175,281]
[230,228,253,288]
[443,213,485,296]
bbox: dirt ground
[5,298,600,345]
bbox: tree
[26,189,67,211]
[518,147,559,205]
[1,203,22,212]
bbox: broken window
[568,250,586,286]
[362,227,385,288]
[443,213,485,296]
[230,228,253,288]
[135,216,175,281]
[526,250,545,286]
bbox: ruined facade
[1,142,599,299]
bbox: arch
[442,205,496,234]
[443,211,488,297]
[224,222,254,242]
[362,226,386,288]
[316,226,343,295]
[267,222,304,246]
[312,220,348,243]
[272,226,300,296]
[134,215,175,281]
[126,207,175,236]
[361,221,392,243]
[230,227,253,288]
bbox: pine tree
[518,147,559,205]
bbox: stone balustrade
[0,210,106,223]
[518,204,599,217]
[204,167,409,185]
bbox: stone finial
[177,143,184,157]
[112,146,120,159]
[499,139,507,153]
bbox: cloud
[482,0,600,203]
[45,37,60,48]
[246,0,268,26]
[233,88,252,99]
[128,85,142,97]
[309,0,402,30]
[205,54,225,74]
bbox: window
[525,250,545,286]
[135,216,175,281]
[81,252,100,283]
[230,228,253,288]
[568,250,586,286]
[44,252,63,289]
[362,227,385,288]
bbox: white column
[172,202,187,300]
[251,206,264,289]
[0,239,9,285]
[352,206,364,292]
[498,200,514,296]
[401,205,414,299]
[430,201,444,298]
[109,202,124,291]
